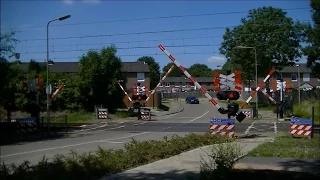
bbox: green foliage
[219,6,304,81]
[303,0,320,77]
[293,100,319,123]
[200,143,242,180]
[0,133,232,180]
[114,110,133,118]
[137,56,160,89]
[0,31,18,58]
[77,45,125,112]
[162,62,184,77]
[188,63,212,77]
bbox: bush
[0,133,232,180]
[293,100,319,123]
[200,143,242,180]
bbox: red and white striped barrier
[290,124,312,136]
[144,64,175,104]
[260,89,277,104]
[50,84,64,100]
[241,68,276,109]
[209,121,235,138]
[117,81,132,102]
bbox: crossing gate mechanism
[158,44,247,122]
[97,108,108,119]
[209,118,235,138]
[140,108,151,121]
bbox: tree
[188,63,212,77]
[220,60,234,75]
[0,31,18,58]
[303,0,320,77]
[137,56,160,89]
[77,45,125,112]
[219,7,304,81]
[162,63,184,77]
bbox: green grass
[0,133,232,180]
[293,100,319,124]
[157,100,171,111]
[249,133,320,159]
[114,110,133,118]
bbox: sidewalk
[151,101,184,117]
[101,137,272,180]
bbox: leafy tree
[137,56,160,89]
[219,6,304,81]
[303,0,320,77]
[162,63,184,77]
[188,63,212,77]
[77,45,125,112]
[220,60,234,75]
[0,31,18,58]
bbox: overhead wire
[1,7,310,31]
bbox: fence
[209,118,235,138]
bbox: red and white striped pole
[158,44,238,117]
[50,83,64,100]
[241,68,276,109]
[144,64,175,104]
[117,81,132,102]
[260,89,277,104]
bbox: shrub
[0,133,232,180]
[200,143,242,180]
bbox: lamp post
[296,64,301,106]
[46,15,71,136]
[233,46,258,118]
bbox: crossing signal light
[132,95,147,101]
[216,90,240,101]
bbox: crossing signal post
[216,90,241,119]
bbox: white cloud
[62,0,73,5]
[82,0,101,4]
[207,55,227,64]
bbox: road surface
[0,101,288,166]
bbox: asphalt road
[0,101,290,166]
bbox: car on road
[185,96,199,104]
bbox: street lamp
[296,64,301,106]
[233,46,258,118]
[46,14,71,136]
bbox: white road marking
[72,123,110,133]
[245,121,255,135]
[0,131,149,158]
[134,122,147,126]
[273,122,277,134]
[160,111,209,131]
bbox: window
[175,82,180,87]
[165,83,170,87]
[181,83,186,87]
[291,74,297,81]
[159,83,163,87]
[303,73,310,82]
[137,73,145,82]
[275,74,282,80]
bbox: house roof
[20,61,150,73]
[163,77,213,83]
[278,63,312,73]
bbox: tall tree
[77,45,125,112]
[188,63,212,77]
[162,62,184,77]
[0,31,18,58]
[137,56,160,89]
[303,0,320,77]
[219,6,304,81]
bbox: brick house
[158,77,214,92]
[20,61,150,91]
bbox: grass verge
[293,100,319,124]
[248,133,320,159]
[157,100,171,111]
[0,133,232,180]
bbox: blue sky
[1,0,312,72]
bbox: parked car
[185,96,199,104]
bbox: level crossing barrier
[290,117,313,137]
[140,107,151,121]
[209,118,235,138]
[15,117,38,133]
[97,108,108,119]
